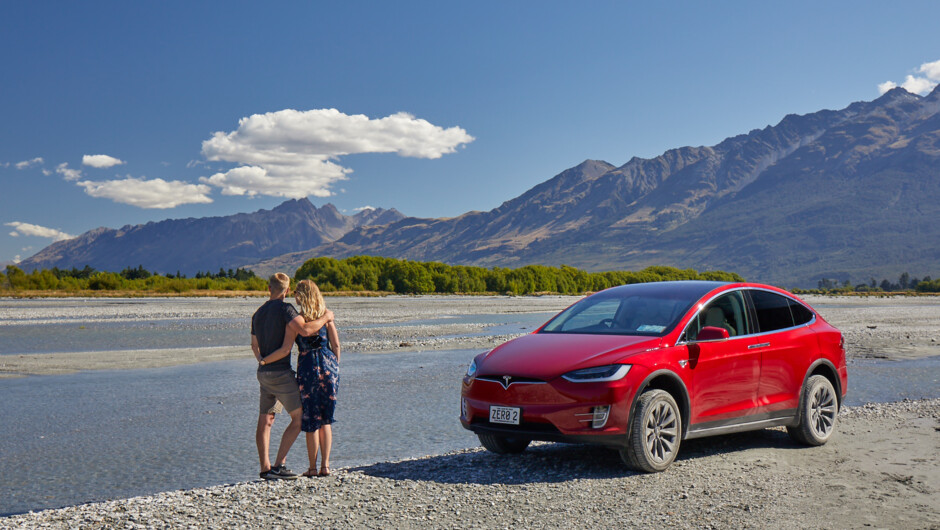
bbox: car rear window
[788,299,815,326]
[749,289,795,333]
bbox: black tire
[478,433,531,454]
[620,389,682,472]
[787,374,838,446]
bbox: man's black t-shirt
[251,299,300,373]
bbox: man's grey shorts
[257,369,302,414]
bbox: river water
[0,297,937,516]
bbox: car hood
[478,332,661,380]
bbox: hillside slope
[20,200,404,275]
[253,86,940,287]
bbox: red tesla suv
[460,281,847,472]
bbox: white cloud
[13,255,21,264]
[82,154,125,168]
[200,108,474,198]
[900,75,937,95]
[917,59,940,81]
[353,205,376,212]
[76,176,213,209]
[15,157,44,169]
[201,160,349,198]
[877,81,898,95]
[56,163,83,181]
[5,222,75,241]
[878,59,940,96]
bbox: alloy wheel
[809,383,836,438]
[645,401,679,463]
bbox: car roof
[600,280,731,300]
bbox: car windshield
[539,281,724,336]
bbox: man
[251,272,333,480]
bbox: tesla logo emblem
[500,375,513,389]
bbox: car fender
[627,368,691,442]
[800,358,844,406]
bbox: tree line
[294,255,744,295]
[807,272,940,294]
[0,264,266,293]
[5,259,936,296]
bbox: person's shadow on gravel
[356,428,801,485]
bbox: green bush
[88,272,122,290]
[294,255,744,295]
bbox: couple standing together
[251,273,341,479]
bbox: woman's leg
[319,424,332,472]
[305,430,320,474]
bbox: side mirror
[696,326,730,342]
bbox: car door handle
[748,342,771,350]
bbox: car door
[747,289,818,414]
[681,290,762,425]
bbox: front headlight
[466,358,478,378]
[562,364,631,383]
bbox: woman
[261,279,341,477]
[294,279,341,477]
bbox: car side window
[788,299,815,326]
[684,291,749,341]
[748,290,795,333]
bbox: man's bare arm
[286,310,334,337]
[326,321,341,362]
[260,326,298,366]
[251,334,262,362]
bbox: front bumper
[459,374,635,447]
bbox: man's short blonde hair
[268,272,291,293]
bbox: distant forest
[294,256,744,295]
[0,265,267,293]
[800,272,940,294]
[4,260,937,295]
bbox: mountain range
[19,201,403,275]
[21,86,940,287]
[249,86,940,287]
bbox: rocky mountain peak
[873,86,924,111]
[271,197,316,213]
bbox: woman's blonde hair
[294,279,326,321]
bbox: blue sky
[2,1,940,266]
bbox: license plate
[489,405,521,425]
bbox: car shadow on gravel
[355,428,804,485]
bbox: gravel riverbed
[1,295,938,527]
[4,399,937,529]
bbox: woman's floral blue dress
[295,327,339,432]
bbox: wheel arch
[628,369,691,441]
[804,359,843,409]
